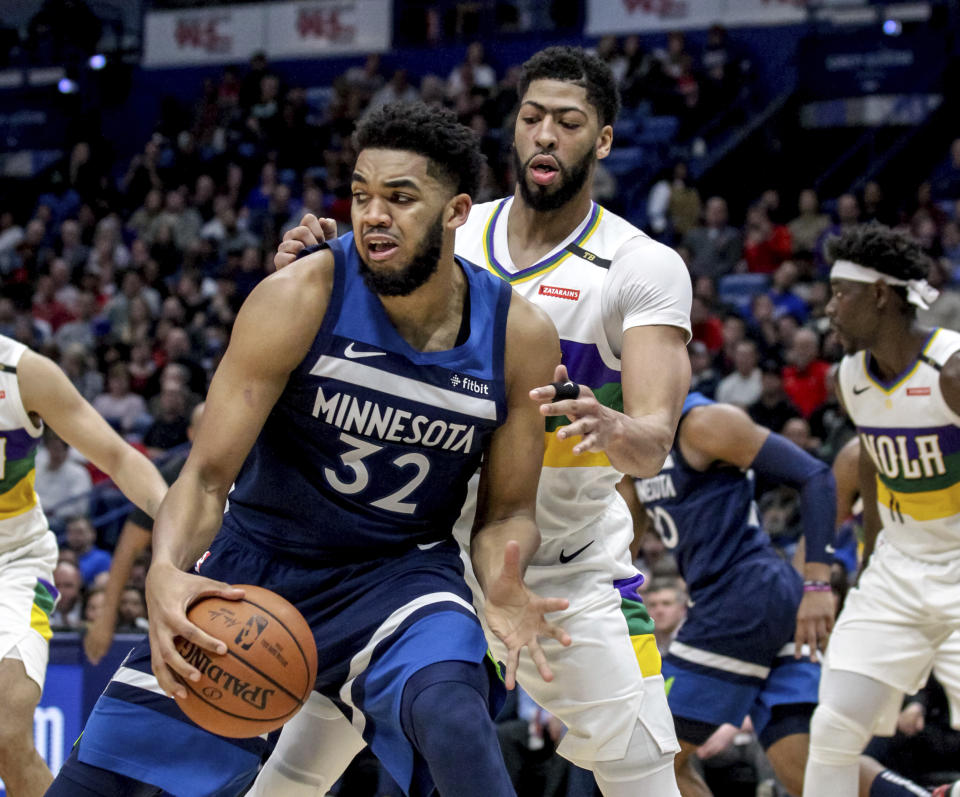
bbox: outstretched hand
[275,213,338,270]
[794,590,835,662]
[483,541,571,690]
[145,562,245,699]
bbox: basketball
[173,585,317,738]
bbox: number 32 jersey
[223,234,512,561]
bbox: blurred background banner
[586,0,807,36]
[144,0,392,68]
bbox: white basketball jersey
[838,327,960,561]
[0,335,48,555]
[455,197,672,538]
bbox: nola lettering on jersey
[635,473,677,502]
[861,431,947,481]
[311,386,477,452]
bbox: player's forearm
[150,470,227,571]
[110,447,167,519]
[470,515,540,596]
[606,412,675,478]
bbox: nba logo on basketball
[235,615,268,650]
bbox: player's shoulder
[256,245,335,308]
[596,206,686,272]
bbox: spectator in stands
[809,364,855,462]
[57,218,90,271]
[749,360,800,433]
[93,363,149,436]
[941,221,960,275]
[788,189,830,255]
[782,327,830,418]
[715,339,762,408]
[746,293,780,360]
[684,196,743,279]
[448,42,497,98]
[861,181,896,226]
[58,342,103,402]
[713,312,748,376]
[32,273,75,332]
[743,203,791,274]
[781,416,819,455]
[143,383,190,455]
[0,209,24,257]
[816,193,860,269]
[83,586,106,625]
[127,189,164,243]
[768,260,809,322]
[152,189,202,253]
[64,515,111,585]
[931,137,960,200]
[115,585,149,633]
[50,560,84,630]
[239,51,275,111]
[121,136,164,211]
[368,69,419,113]
[34,428,92,522]
[667,162,702,240]
[688,340,720,399]
[645,579,688,655]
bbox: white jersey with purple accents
[454,196,691,540]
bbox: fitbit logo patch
[538,285,580,301]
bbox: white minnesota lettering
[636,474,677,502]
[312,387,476,452]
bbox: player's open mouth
[529,155,560,186]
[365,237,399,261]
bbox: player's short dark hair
[828,222,929,282]
[518,46,621,127]
[353,102,484,197]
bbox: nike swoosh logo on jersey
[558,540,595,564]
[852,385,870,395]
[344,343,387,359]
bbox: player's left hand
[530,365,622,456]
[483,540,571,690]
[794,590,835,662]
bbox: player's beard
[356,215,444,297]
[513,145,595,212]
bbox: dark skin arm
[679,403,834,660]
[471,293,571,689]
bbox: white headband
[830,259,939,310]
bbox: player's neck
[867,320,931,381]
[379,248,467,352]
[506,186,594,269]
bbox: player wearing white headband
[804,222,960,797]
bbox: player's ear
[596,124,613,160]
[446,192,472,230]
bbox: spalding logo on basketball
[173,584,318,738]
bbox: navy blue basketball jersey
[634,393,770,590]
[224,234,513,561]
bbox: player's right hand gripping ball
[174,584,318,738]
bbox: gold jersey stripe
[876,477,960,522]
[0,470,37,519]
[631,633,662,678]
[542,430,611,468]
[30,601,53,642]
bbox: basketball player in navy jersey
[626,393,942,797]
[47,102,568,797]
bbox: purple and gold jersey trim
[0,428,41,518]
[616,574,662,678]
[862,328,939,394]
[31,578,57,642]
[481,199,603,284]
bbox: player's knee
[402,660,492,751]
[592,718,676,786]
[0,722,34,772]
[807,704,871,767]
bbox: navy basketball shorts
[74,525,500,797]
[662,556,820,747]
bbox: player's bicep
[683,403,769,470]
[621,324,690,425]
